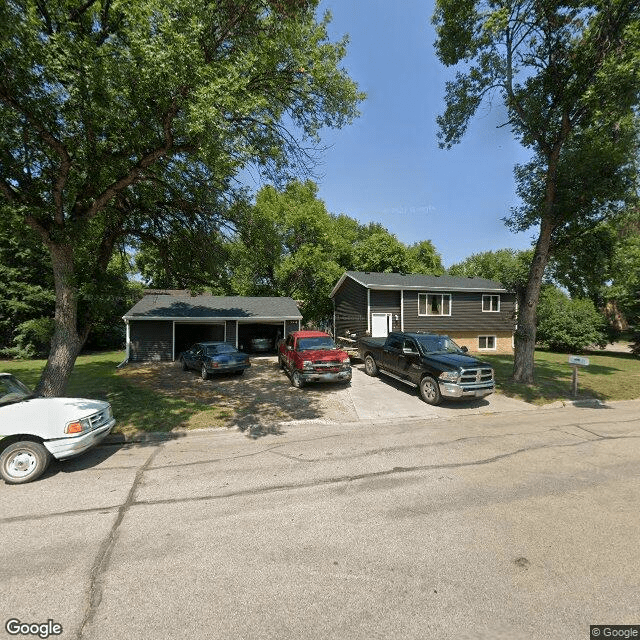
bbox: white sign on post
[568,356,589,397]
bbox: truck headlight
[439,371,459,382]
[65,417,92,434]
[302,360,313,370]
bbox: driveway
[347,363,535,420]
[119,356,534,438]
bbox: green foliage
[351,231,412,273]
[433,0,640,382]
[11,318,55,358]
[0,207,55,350]
[448,248,533,289]
[406,240,445,275]
[536,287,608,353]
[0,0,363,388]
[211,180,445,324]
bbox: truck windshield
[297,337,336,351]
[0,374,34,406]
[415,336,464,355]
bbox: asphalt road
[1,401,639,640]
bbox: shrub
[536,287,607,352]
[13,317,55,357]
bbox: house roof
[330,271,508,298]
[123,295,302,321]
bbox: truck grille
[88,406,112,431]
[459,368,494,387]
[313,361,342,373]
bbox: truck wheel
[291,371,305,389]
[1,441,50,485]
[201,364,210,380]
[181,357,188,371]
[419,376,441,405]
[364,355,378,377]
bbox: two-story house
[330,271,515,354]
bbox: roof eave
[123,315,303,322]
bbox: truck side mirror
[460,346,468,353]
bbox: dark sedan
[179,342,251,380]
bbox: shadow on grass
[484,350,639,404]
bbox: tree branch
[85,99,192,219]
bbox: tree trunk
[35,242,85,397]
[512,218,554,383]
[512,144,562,383]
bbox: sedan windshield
[297,337,337,351]
[415,336,464,355]
[205,344,236,356]
[0,375,34,406]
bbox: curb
[543,398,606,409]
[103,396,638,445]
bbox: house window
[482,295,500,312]
[479,335,496,350]
[418,293,451,316]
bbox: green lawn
[482,348,640,405]
[0,351,220,436]
[1,348,638,435]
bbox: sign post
[568,356,590,397]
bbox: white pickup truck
[0,373,115,484]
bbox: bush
[13,317,55,358]
[536,287,607,352]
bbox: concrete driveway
[344,363,535,421]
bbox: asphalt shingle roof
[124,295,302,320]
[335,271,507,293]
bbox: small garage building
[123,292,302,362]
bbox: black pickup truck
[358,332,495,405]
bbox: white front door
[371,313,392,338]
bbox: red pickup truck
[277,330,352,388]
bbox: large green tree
[448,248,534,308]
[433,0,640,382]
[217,181,445,323]
[0,0,363,395]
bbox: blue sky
[309,0,536,268]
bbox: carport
[123,292,302,362]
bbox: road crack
[74,444,163,640]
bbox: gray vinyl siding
[225,320,237,345]
[370,289,402,333]
[285,320,300,336]
[402,291,516,332]
[129,320,173,362]
[334,277,368,337]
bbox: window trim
[478,335,497,350]
[418,293,452,317]
[482,294,501,312]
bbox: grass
[0,351,228,436]
[482,348,640,405]
[1,347,638,434]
